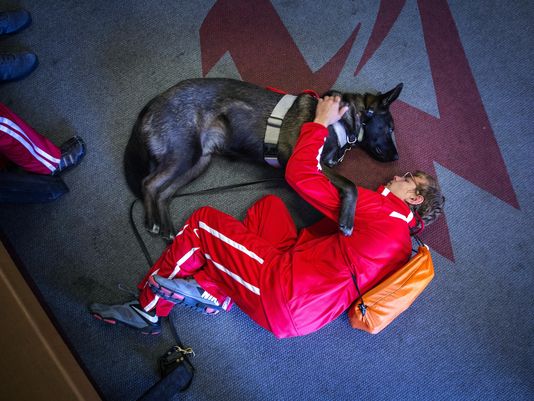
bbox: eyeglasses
[403,172,419,194]
[403,172,415,181]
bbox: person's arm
[285,97,349,222]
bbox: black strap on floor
[129,177,285,268]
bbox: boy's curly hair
[410,171,445,234]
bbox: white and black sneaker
[148,275,230,316]
[89,300,161,335]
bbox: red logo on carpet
[200,0,518,260]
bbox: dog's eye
[375,146,383,155]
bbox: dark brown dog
[124,78,402,239]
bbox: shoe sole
[148,276,220,316]
[92,312,161,335]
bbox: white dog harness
[263,94,297,168]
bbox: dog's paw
[339,224,353,237]
[162,233,175,243]
[159,224,177,243]
[147,224,160,235]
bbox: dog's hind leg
[142,162,176,236]
[154,154,213,240]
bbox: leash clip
[347,133,357,145]
[358,302,367,317]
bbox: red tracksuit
[138,122,415,338]
[0,103,61,174]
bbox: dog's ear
[378,83,403,108]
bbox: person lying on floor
[90,96,445,338]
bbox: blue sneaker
[89,300,162,335]
[148,275,231,315]
[52,136,86,175]
[0,51,38,82]
[0,9,32,35]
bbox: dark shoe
[0,51,38,82]
[89,300,162,335]
[148,275,230,315]
[0,9,31,35]
[53,136,86,175]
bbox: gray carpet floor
[1,1,533,400]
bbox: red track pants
[0,103,60,174]
[137,195,297,331]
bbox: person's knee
[260,194,284,207]
[191,205,221,223]
[196,205,216,214]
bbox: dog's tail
[123,107,152,199]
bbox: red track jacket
[270,122,416,337]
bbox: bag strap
[412,234,429,252]
[413,234,424,247]
[351,274,367,317]
[410,211,425,235]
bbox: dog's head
[326,83,402,164]
[357,83,403,162]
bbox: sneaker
[0,9,32,35]
[0,51,38,82]
[53,136,86,175]
[89,300,162,335]
[148,275,229,315]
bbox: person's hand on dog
[313,96,349,128]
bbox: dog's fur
[124,78,403,239]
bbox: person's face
[386,172,425,205]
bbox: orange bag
[348,245,434,334]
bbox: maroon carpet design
[200,0,518,260]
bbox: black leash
[129,200,155,267]
[129,177,285,268]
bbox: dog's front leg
[321,165,357,236]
